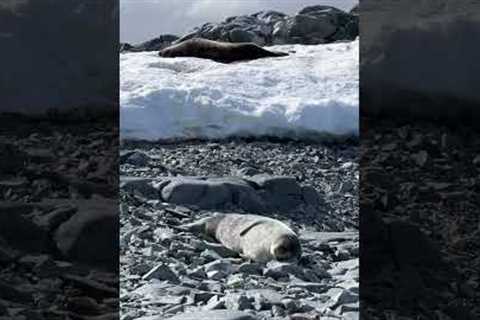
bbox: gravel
[0,115,119,320]
[120,139,359,320]
[361,117,480,320]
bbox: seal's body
[158,38,289,63]
[180,213,301,263]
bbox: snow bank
[120,39,358,140]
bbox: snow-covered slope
[120,39,358,140]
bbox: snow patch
[120,39,359,141]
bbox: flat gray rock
[161,177,266,212]
[54,199,118,270]
[163,310,258,320]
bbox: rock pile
[0,115,119,319]
[121,5,358,52]
[361,117,480,319]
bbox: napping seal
[158,38,289,63]
[179,213,302,263]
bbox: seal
[158,38,289,63]
[178,213,302,263]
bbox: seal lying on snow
[158,38,289,63]
[178,213,302,263]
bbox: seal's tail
[271,51,289,57]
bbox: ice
[120,39,359,140]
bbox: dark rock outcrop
[123,5,358,53]
[122,34,179,52]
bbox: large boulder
[128,34,179,52]
[54,198,119,271]
[170,5,357,48]
[120,42,134,52]
[164,310,258,320]
[273,6,358,44]
[121,175,323,213]
[161,177,266,213]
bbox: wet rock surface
[120,140,359,319]
[0,115,118,319]
[361,117,480,320]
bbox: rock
[24,147,55,163]
[186,267,207,279]
[238,262,263,275]
[329,288,358,307]
[120,151,151,167]
[30,203,77,231]
[235,166,261,177]
[246,289,284,308]
[253,10,287,25]
[297,5,358,41]
[191,291,216,304]
[472,155,480,165]
[0,281,34,303]
[223,293,254,311]
[142,264,180,283]
[120,177,161,200]
[204,295,226,310]
[131,282,171,300]
[247,175,303,210]
[264,261,305,280]
[53,199,119,270]
[388,220,441,267]
[0,244,20,263]
[282,298,301,313]
[0,203,50,253]
[0,143,26,174]
[66,296,105,315]
[133,34,179,52]
[161,310,258,320]
[201,249,223,262]
[204,260,235,274]
[161,177,265,212]
[207,270,228,280]
[228,29,260,44]
[411,150,428,166]
[152,5,356,51]
[273,6,357,44]
[301,186,322,207]
[120,42,133,52]
[288,282,327,294]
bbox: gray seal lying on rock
[178,213,302,263]
[158,38,289,63]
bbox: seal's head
[270,234,302,262]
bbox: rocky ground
[361,117,480,320]
[0,115,119,319]
[120,139,359,320]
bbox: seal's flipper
[176,218,209,234]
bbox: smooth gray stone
[54,199,118,270]
[119,176,161,199]
[161,177,265,212]
[162,310,258,320]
